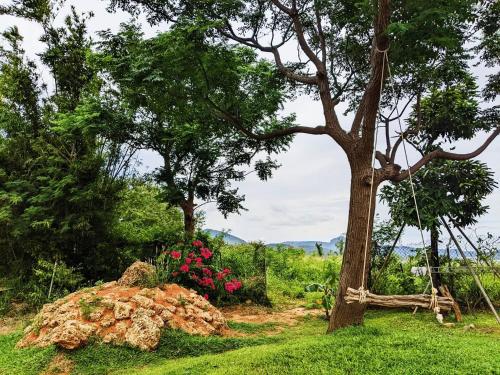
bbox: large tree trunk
[180,200,195,242]
[328,167,378,332]
[430,226,441,289]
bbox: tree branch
[206,97,327,140]
[392,126,500,182]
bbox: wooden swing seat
[345,287,455,312]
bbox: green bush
[219,243,270,305]
[266,246,341,305]
[0,259,84,315]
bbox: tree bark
[430,226,441,289]
[180,200,195,242]
[328,167,378,331]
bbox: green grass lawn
[0,310,499,375]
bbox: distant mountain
[267,236,345,254]
[204,229,496,259]
[204,229,246,245]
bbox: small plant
[177,295,187,307]
[305,274,336,319]
[79,296,103,320]
[31,315,44,335]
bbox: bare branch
[205,97,327,140]
[220,25,318,85]
[271,48,318,84]
[392,126,500,182]
[270,0,293,15]
[314,1,327,67]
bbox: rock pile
[17,262,227,351]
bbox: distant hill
[267,236,345,254]
[204,229,496,259]
[204,229,246,245]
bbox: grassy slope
[0,311,498,375]
[115,311,500,375]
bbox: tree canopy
[98,23,294,237]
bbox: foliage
[304,274,336,319]
[0,258,84,314]
[0,7,136,284]
[266,247,341,305]
[111,181,184,252]
[383,160,496,228]
[218,242,270,305]
[29,259,84,307]
[98,23,293,238]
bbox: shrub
[0,259,84,315]
[219,243,270,305]
[155,240,242,303]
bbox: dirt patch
[221,305,323,326]
[0,314,34,336]
[41,353,74,375]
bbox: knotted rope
[358,286,369,304]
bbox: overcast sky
[1,0,499,245]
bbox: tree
[0,5,136,280]
[381,159,497,288]
[99,24,292,239]
[111,180,184,249]
[108,0,500,330]
[381,72,497,289]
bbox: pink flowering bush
[155,239,242,301]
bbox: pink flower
[190,273,198,280]
[203,294,209,300]
[216,272,224,280]
[185,257,192,264]
[223,268,231,275]
[188,252,195,258]
[171,271,179,277]
[224,279,242,293]
[192,240,203,248]
[199,277,215,289]
[200,247,212,259]
[195,257,203,266]
[179,264,190,273]
[170,251,181,260]
[202,268,212,276]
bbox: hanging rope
[356,47,442,321]
[358,47,387,302]
[383,52,441,318]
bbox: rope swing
[350,47,445,322]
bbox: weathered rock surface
[17,264,227,351]
[117,261,156,287]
